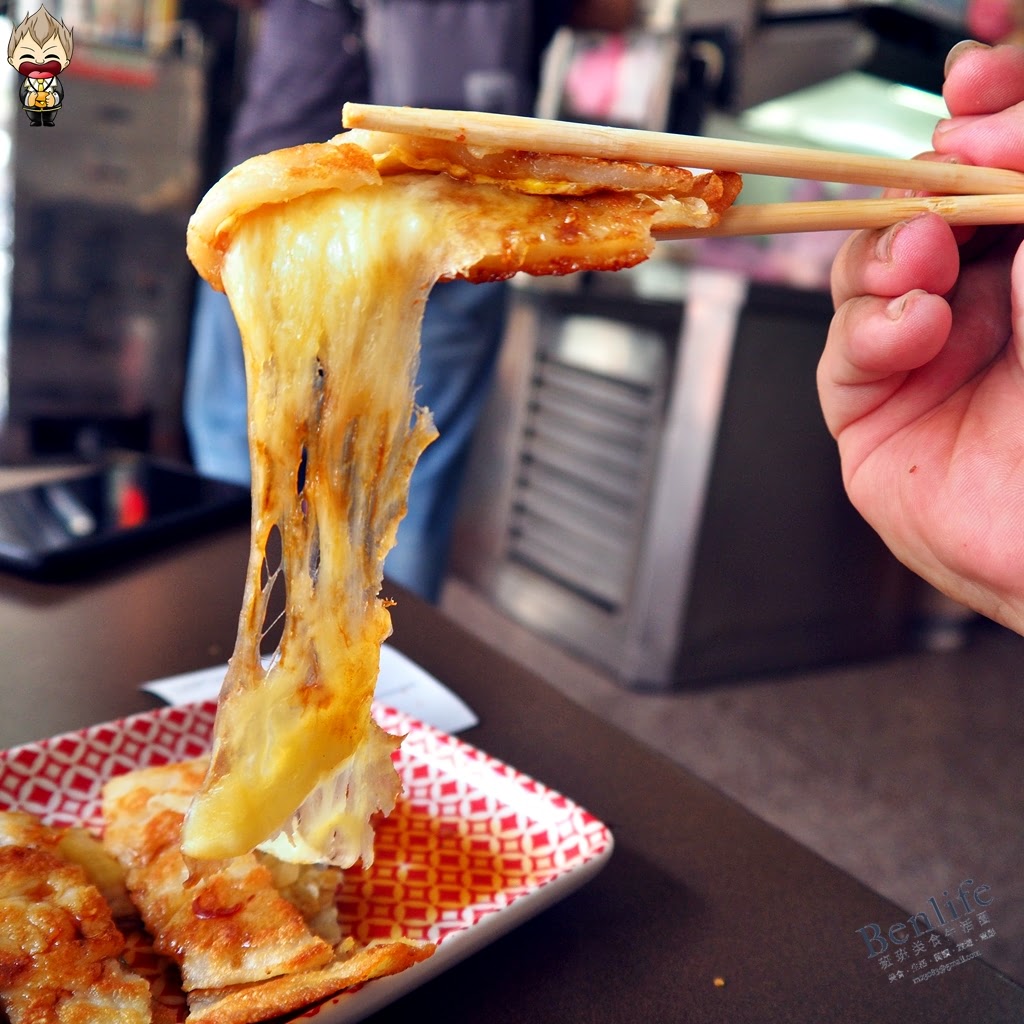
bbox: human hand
[818,41,1024,632]
[966,0,1020,43]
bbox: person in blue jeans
[185,0,634,602]
[187,269,507,602]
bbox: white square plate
[0,701,614,1022]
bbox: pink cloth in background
[564,35,627,120]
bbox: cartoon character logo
[7,6,74,127]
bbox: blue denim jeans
[184,276,507,602]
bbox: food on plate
[183,126,742,867]
[0,810,153,1024]
[54,821,137,918]
[101,760,433,1024]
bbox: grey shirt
[227,0,369,168]
[224,0,570,168]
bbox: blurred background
[0,0,961,474]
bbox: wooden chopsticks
[341,102,1024,236]
[657,193,1024,239]
[342,102,1024,196]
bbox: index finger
[831,213,960,311]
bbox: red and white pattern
[0,701,612,1022]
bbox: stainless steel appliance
[450,268,917,688]
[449,0,962,689]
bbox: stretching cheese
[183,130,741,866]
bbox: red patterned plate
[0,701,614,1022]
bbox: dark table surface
[0,521,1021,1023]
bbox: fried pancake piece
[102,760,435,1020]
[0,811,152,1024]
[102,761,336,993]
[349,127,713,195]
[188,130,741,293]
[185,938,433,1024]
[185,136,381,289]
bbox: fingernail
[944,39,989,77]
[886,294,909,320]
[876,221,904,263]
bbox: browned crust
[186,137,381,291]
[184,939,435,1024]
[103,762,337,994]
[186,130,742,292]
[0,815,153,1023]
[355,129,702,195]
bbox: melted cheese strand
[182,134,738,866]
[182,183,442,863]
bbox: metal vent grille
[507,314,668,611]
